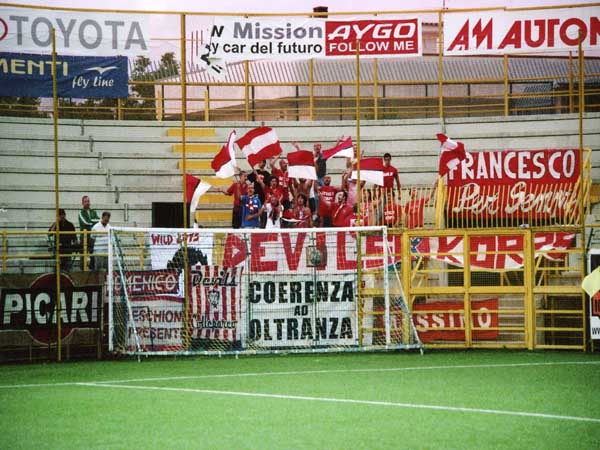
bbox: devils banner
[446,149,581,220]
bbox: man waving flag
[236,126,282,166]
[287,149,317,180]
[436,133,466,177]
[322,136,354,160]
[211,130,237,178]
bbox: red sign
[325,19,420,56]
[412,298,499,342]
[412,232,574,270]
[446,149,580,219]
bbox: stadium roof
[151,56,600,85]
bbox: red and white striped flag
[287,149,317,180]
[191,266,242,342]
[322,136,354,160]
[211,130,237,178]
[437,133,466,177]
[351,157,384,186]
[236,126,282,167]
[185,174,211,215]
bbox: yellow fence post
[180,13,191,349]
[51,28,62,362]
[524,229,535,350]
[117,97,123,120]
[204,88,210,122]
[244,60,250,122]
[568,51,574,114]
[462,230,472,348]
[503,54,509,117]
[309,59,314,121]
[437,12,444,120]
[83,230,88,271]
[373,58,379,120]
[1,231,6,272]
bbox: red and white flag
[236,126,282,167]
[287,150,317,180]
[211,130,237,178]
[322,136,354,160]
[351,157,384,186]
[190,266,242,342]
[185,174,211,215]
[437,133,466,177]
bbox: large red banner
[446,149,580,219]
[325,19,420,56]
[412,298,499,342]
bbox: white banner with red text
[444,6,600,55]
[207,16,422,61]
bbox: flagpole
[578,31,588,351]
[355,39,363,348]
[51,27,62,362]
[180,13,191,349]
[355,39,361,226]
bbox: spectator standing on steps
[78,195,99,270]
[221,171,248,229]
[48,208,78,272]
[92,211,111,271]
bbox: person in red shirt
[257,174,285,205]
[383,201,402,227]
[403,180,438,229]
[314,175,340,227]
[332,191,353,227]
[270,156,290,209]
[382,153,401,193]
[221,171,248,229]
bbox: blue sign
[0,52,128,98]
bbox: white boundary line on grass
[77,381,600,424]
[1,360,600,389]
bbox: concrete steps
[1,113,599,235]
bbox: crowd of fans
[47,144,437,272]
[221,141,438,230]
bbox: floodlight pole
[355,40,361,227]
[180,13,191,349]
[51,28,63,362]
[355,40,363,347]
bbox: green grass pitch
[1,350,599,449]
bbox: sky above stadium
[7,0,600,13]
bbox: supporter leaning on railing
[91,212,111,271]
[48,208,78,272]
[78,195,99,270]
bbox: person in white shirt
[264,194,283,229]
[92,211,111,271]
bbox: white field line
[78,381,600,424]
[1,360,600,389]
